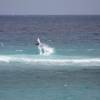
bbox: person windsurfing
[35,37,54,55]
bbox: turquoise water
[0,69,100,100]
[0,15,100,100]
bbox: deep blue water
[0,15,100,100]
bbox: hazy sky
[0,0,100,15]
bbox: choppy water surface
[0,15,100,100]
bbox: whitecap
[0,55,100,69]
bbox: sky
[0,0,100,15]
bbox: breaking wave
[0,55,100,69]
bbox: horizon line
[0,14,100,16]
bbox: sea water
[0,15,100,100]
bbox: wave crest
[0,55,100,68]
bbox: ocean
[0,15,100,100]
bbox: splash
[36,38,54,56]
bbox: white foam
[37,38,54,56]
[0,55,100,67]
[16,50,24,52]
